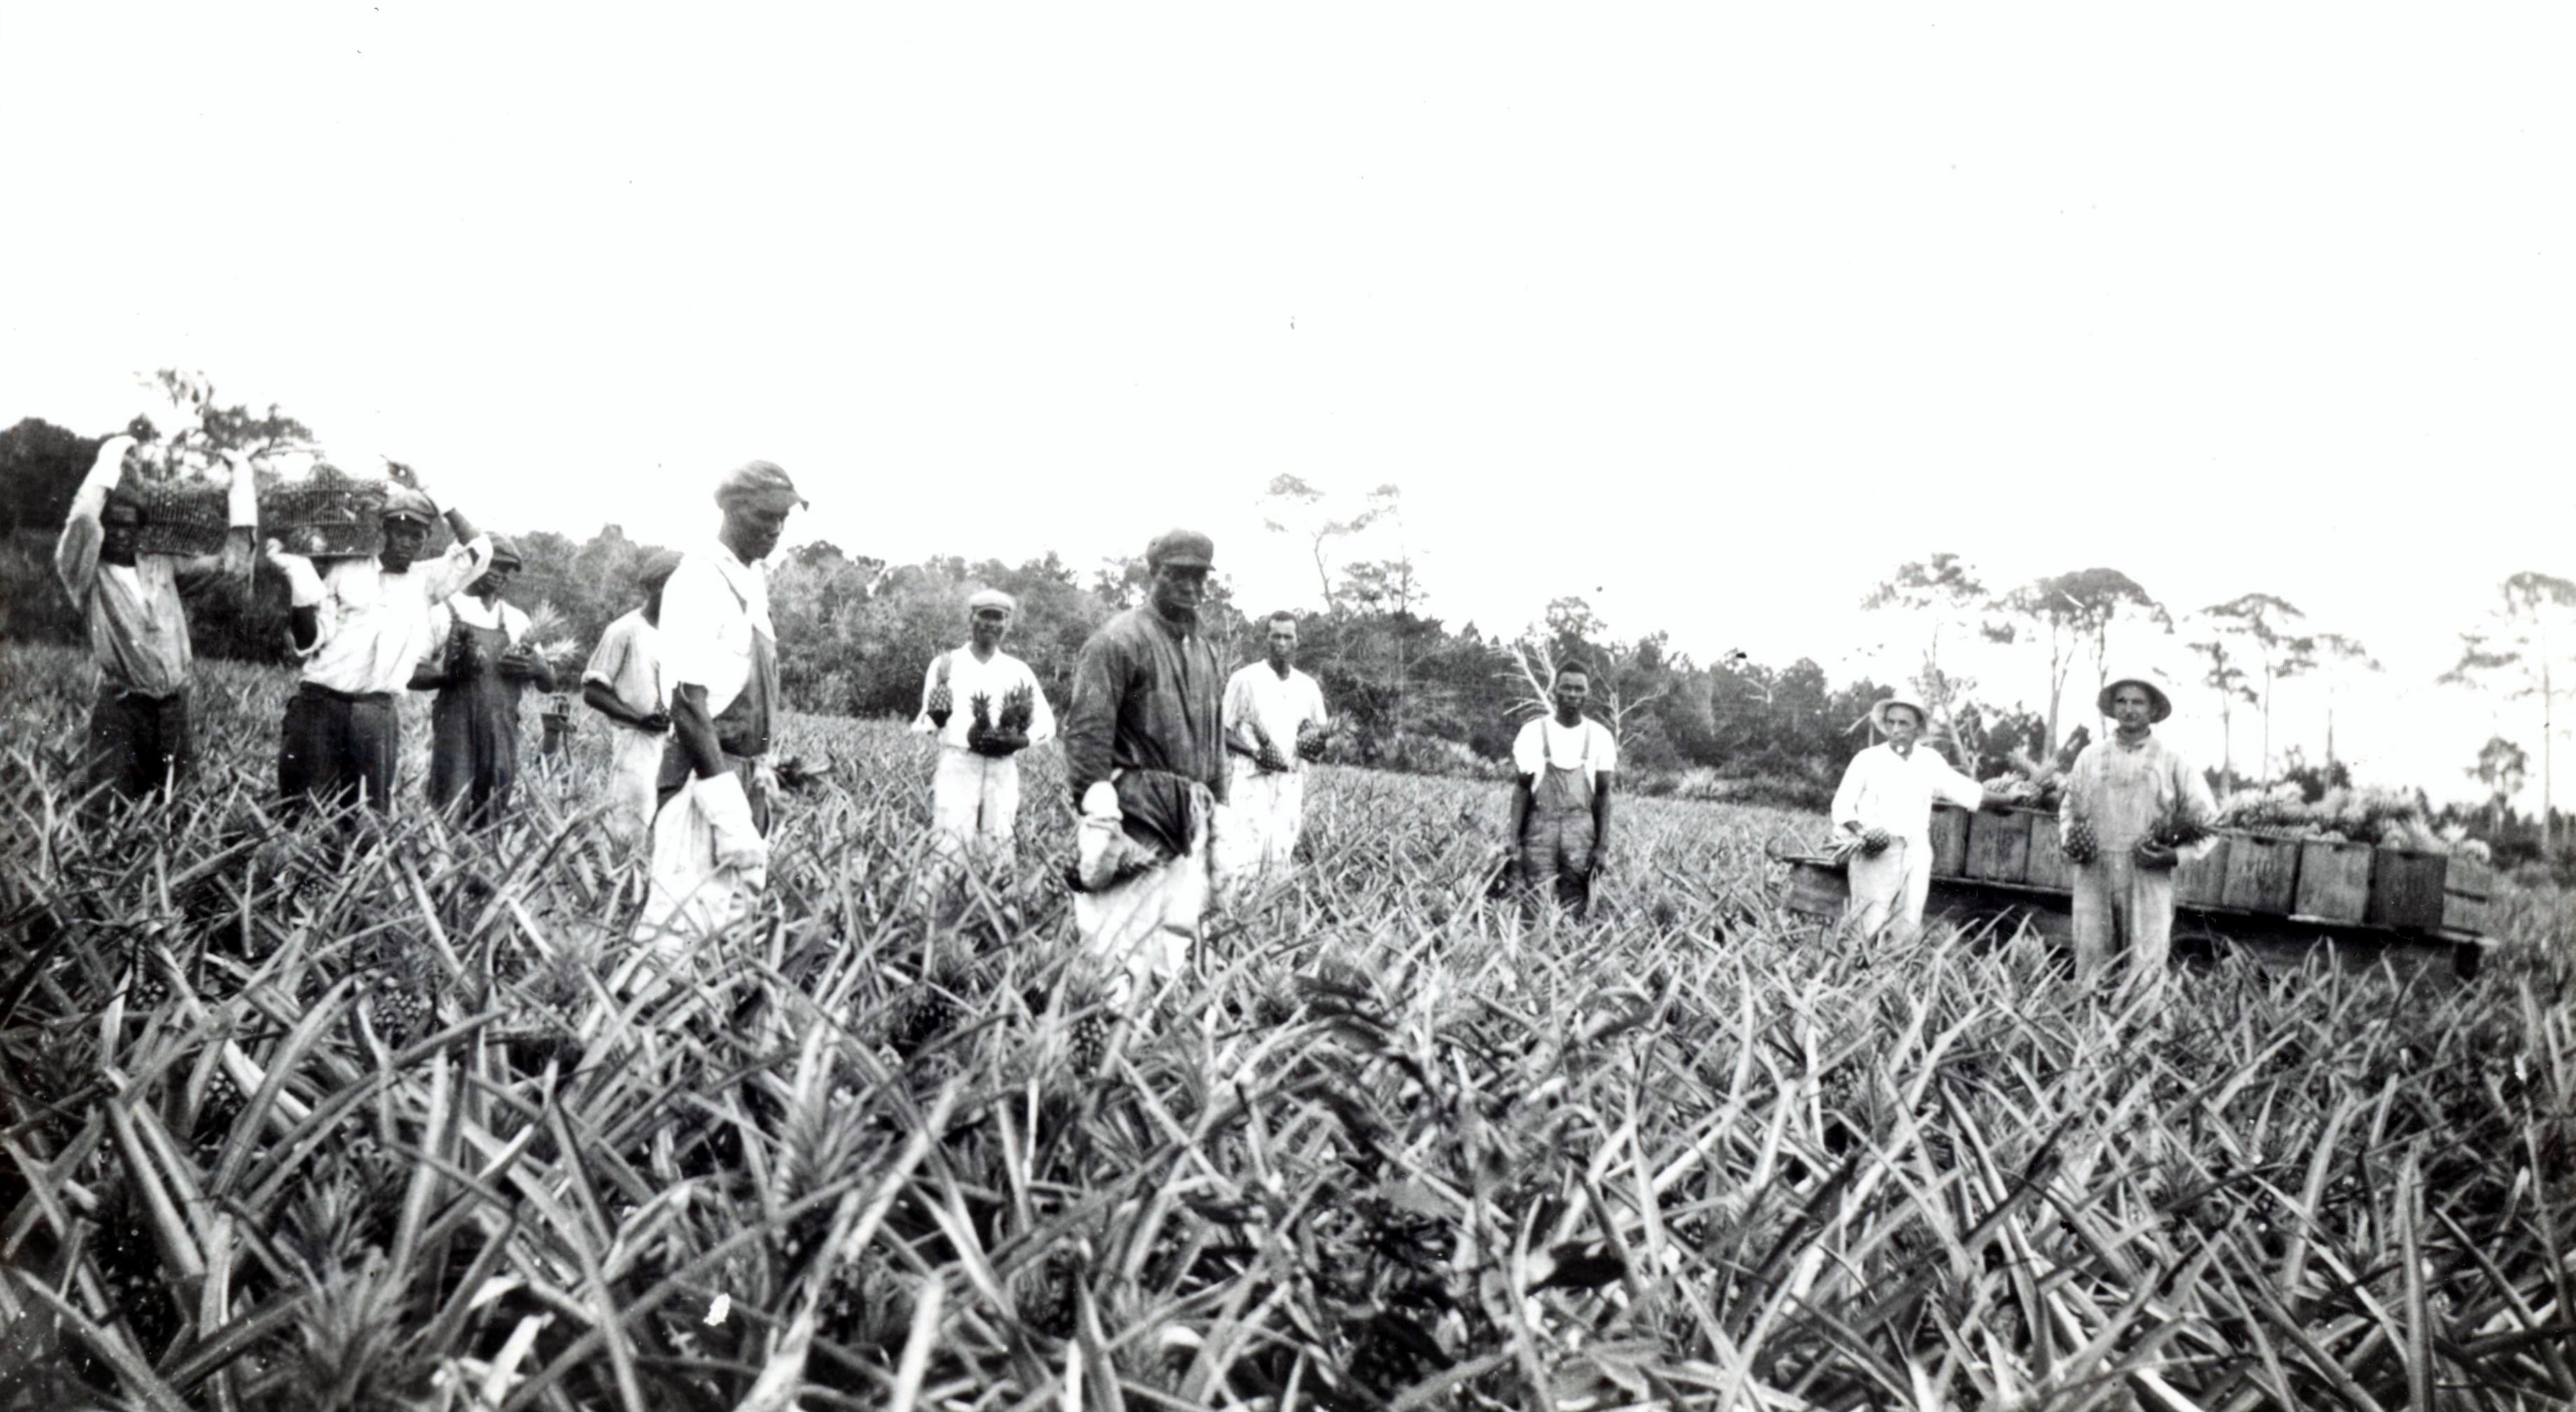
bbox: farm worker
[412,536,555,829]
[1215,610,1329,906]
[1062,529,1230,1000]
[54,433,260,800]
[269,476,494,816]
[582,549,682,850]
[634,461,804,947]
[2060,676,2219,990]
[913,588,1057,866]
[1829,694,2003,942]
[1508,665,1618,920]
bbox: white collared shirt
[1223,661,1328,771]
[1831,742,1986,846]
[657,539,771,716]
[911,646,1058,750]
[292,536,495,696]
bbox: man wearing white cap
[55,431,260,800]
[1063,528,1229,999]
[1829,693,2001,942]
[636,460,804,947]
[913,588,1057,865]
[583,549,682,851]
[1215,610,1330,906]
[2059,675,2218,989]
[269,472,494,816]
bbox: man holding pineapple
[1829,695,2000,942]
[412,537,557,829]
[1216,611,1329,905]
[1063,529,1230,998]
[913,588,1057,865]
[2059,677,2219,989]
[55,430,261,800]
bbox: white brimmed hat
[2097,675,2173,723]
[1870,695,1931,734]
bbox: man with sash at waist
[634,460,804,947]
[269,473,493,816]
[1062,528,1230,1001]
[56,430,260,802]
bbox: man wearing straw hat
[414,536,556,829]
[583,549,684,850]
[2059,675,2218,989]
[55,431,261,801]
[1829,693,2002,942]
[635,461,804,947]
[1062,528,1229,1000]
[913,587,1057,867]
[269,474,494,816]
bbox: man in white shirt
[1509,666,1618,921]
[1215,611,1329,906]
[268,476,494,816]
[54,432,259,801]
[582,550,681,850]
[913,588,1057,868]
[1829,695,2002,942]
[635,460,804,950]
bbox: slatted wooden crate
[2443,859,2492,934]
[2025,813,2071,891]
[2177,834,2231,907]
[1965,809,2031,882]
[1927,806,1971,878]
[2367,850,2447,930]
[1784,858,1849,917]
[2222,834,2302,915]
[2294,840,2373,923]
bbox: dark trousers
[86,686,192,799]
[278,684,399,815]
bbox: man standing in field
[1829,694,2003,942]
[634,462,804,947]
[582,550,682,851]
[2059,675,2219,991]
[269,474,494,816]
[1509,666,1617,920]
[1215,610,1328,906]
[54,431,260,801]
[914,589,1056,867]
[412,536,556,829]
[1062,529,1229,998]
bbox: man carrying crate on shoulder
[54,430,260,802]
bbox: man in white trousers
[914,588,1056,866]
[1217,610,1328,906]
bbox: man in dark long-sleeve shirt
[1064,528,1230,997]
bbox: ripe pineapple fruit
[1000,682,1035,733]
[127,933,172,1009]
[2064,813,2101,865]
[1252,721,1291,773]
[925,654,954,728]
[1295,717,1326,762]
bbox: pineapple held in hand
[999,682,1035,733]
[1252,721,1291,773]
[1295,717,1327,763]
[2064,813,2101,865]
[967,690,1028,756]
[925,655,954,728]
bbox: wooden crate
[2294,840,2373,923]
[1927,806,1971,878]
[2222,834,2301,915]
[2444,859,2492,934]
[2367,849,2448,931]
[1965,810,2031,883]
[2025,815,2072,891]
[1784,858,1849,917]
[2178,834,2231,908]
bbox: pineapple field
[3,640,2573,1411]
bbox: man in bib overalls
[1508,665,1618,921]
[414,536,555,828]
[635,461,804,949]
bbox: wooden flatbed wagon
[1781,805,2494,978]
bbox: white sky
[5,4,2570,806]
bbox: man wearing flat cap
[583,548,684,852]
[1062,528,1230,999]
[636,461,804,946]
[412,535,555,829]
[913,587,1058,869]
[2058,675,2218,990]
[1829,693,2004,942]
[55,430,260,802]
[269,470,494,816]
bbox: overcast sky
[6,4,2569,806]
